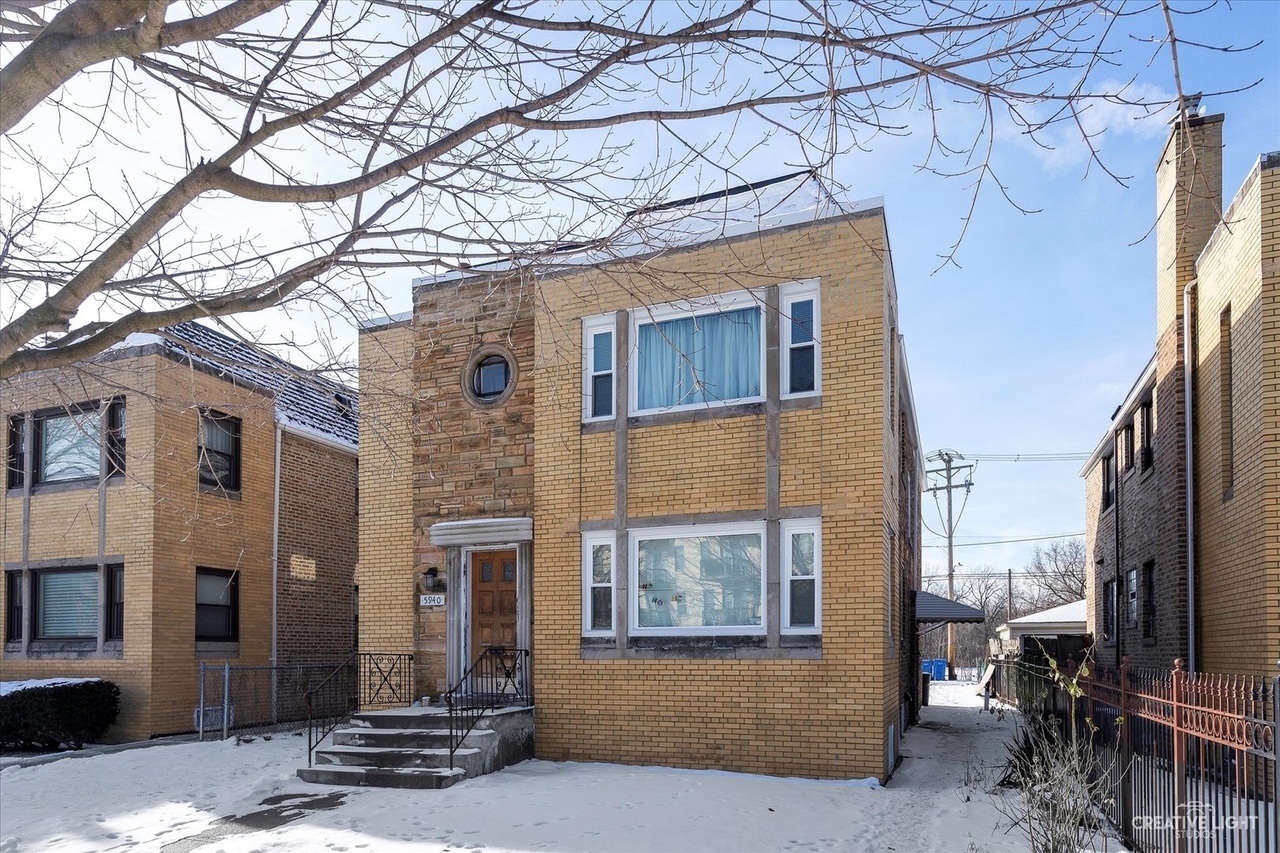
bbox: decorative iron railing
[990,656,1277,852]
[304,652,413,766]
[445,646,531,769]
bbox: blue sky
[869,3,1280,581]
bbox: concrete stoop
[297,705,534,789]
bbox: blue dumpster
[932,659,948,681]
[920,658,935,676]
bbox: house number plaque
[419,594,445,607]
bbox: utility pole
[1008,567,1014,622]
[925,449,974,680]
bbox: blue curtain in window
[637,307,760,409]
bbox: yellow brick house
[358,173,923,781]
[2,322,358,740]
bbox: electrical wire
[922,532,1084,548]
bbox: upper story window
[473,354,511,401]
[7,399,125,489]
[1101,454,1115,511]
[1140,400,1154,470]
[582,316,615,421]
[781,280,821,398]
[1121,424,1135,471]
[198,409,241,491]
[1101,576,1116,641]
[633,294,763,413]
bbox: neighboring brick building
[2,322,358,740]
[1081,109,1280,676]
[359,173,924,781]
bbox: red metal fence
[990,657,1277,852]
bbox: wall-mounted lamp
[418,567,442,592]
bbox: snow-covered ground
[0,681,1028,853]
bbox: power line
[964,452,1088,462]
[923,532,1084,548]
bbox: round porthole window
[462,345,517,407]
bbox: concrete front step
[315,745,483,775]
[298,705,535,790]
[297,764,465,789]
[332,727,495,750]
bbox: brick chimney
[1155,108,1223,340]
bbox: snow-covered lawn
[0,681,1027,853]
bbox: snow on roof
[1007,599,1088,626]
[411,172,883,290]
[120,322,357,450]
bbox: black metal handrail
[304,652,413,766]
[445,646,531,768]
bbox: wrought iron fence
[195,660,348,741]
[303,652,414,766]
[446,646,531,769]
[991,656,1278,852]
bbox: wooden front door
[471,550,518,651]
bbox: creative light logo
[1132,801,1258,839]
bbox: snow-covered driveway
[0,681,1026,852]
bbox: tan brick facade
[3,345,357,740]
[360,194,923,781]
[1084,115,1280,676]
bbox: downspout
[1183,281,1197,672]
[271,425,282,669]
[1114,431,1122,667]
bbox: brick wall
[355,322,417,668]
[1192,155,1280,676]
[276,431,357,663]
[531,213,905,780]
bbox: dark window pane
[480,562,493,582]
[107,566,124,641]
[503,560,516,582]
[7,416,24,489]
[475,356,509,399]
[196,606,231,639]
[789,578,816,627]
[591,374,613,418]
[789,345,815,393]
[790,299,814,344]
[591,587,612,630]
[592,331,612,373]
[5,572,22,642]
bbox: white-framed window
[781,518,821,633]
[582,315,615,421]
[582,533,615,636]
[630,290,765,415]
[780,280,821,398]
[630,522,765,636]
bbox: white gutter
[277,420,357,456]
[1183,281,1198,672]
[271,425,282,668]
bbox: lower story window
[35,569,98,639]
[582,534,614,635]
[782,520,821,633]
[631,523,764,635]
[196,568,239,641]
[5,572,22,642]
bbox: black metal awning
[914,590,985,623]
